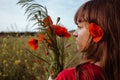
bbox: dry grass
[0,34,81,80]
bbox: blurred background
[0,0,88,80]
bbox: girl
[56,0,120,80]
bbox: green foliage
[15,0,82,79]
[17,0,78,79]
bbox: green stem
[25,48,50,65]
[61,38,64,70]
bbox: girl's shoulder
[80,62,104,80]
[81,62,103,74]
[56,63,104,80]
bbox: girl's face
[73,22,90,52]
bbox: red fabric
[56,63,104,80]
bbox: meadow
[0,33,81,80]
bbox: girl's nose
[73,30,78,37]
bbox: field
[0,33,81,80]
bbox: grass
[0,33,81,80]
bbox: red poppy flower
[38,33,45,42]
[45,51,49,55]
[52,25,71,38]
[43,16,53,27]
[89,23,104,43]
[28,38,38,50]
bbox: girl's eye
[79,27,82,29]
[78,26,82,29]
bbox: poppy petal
[28,38,38,50]
[89,23,104,43]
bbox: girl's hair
[74,0,120,80]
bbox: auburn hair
[74,0,120,80]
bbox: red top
[56,63,104,80]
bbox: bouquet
[17,0,71,79]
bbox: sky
[0,0,88,32]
